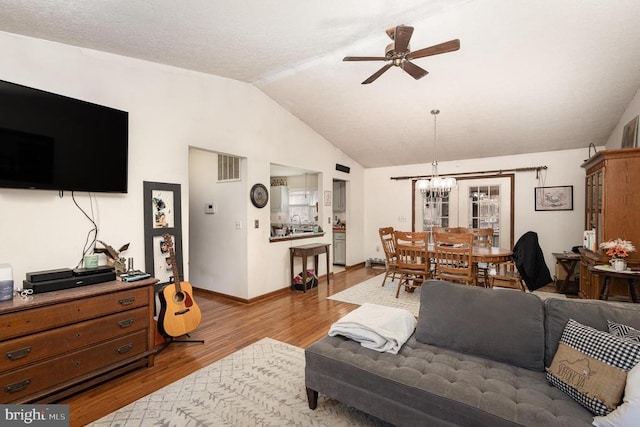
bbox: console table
[0,278,157,403]
[552,252,580,294]
[289,243,330,292]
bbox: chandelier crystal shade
[416,109,456,197]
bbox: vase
[612,258,627,272]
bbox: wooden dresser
[579,148,640,299]
[0,278,157,403]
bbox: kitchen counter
[270,232,325,242]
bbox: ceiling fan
[343,25,460,84]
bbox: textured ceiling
[1,0,639,168]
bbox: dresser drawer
[0,330,148,403]
[0,306,149,373]
[0,287,149,340]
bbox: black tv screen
[0,79,128,193]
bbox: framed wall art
[143,181,183,285]
[324,190,332,206]
[621,115,639,148]
[535,186,573,211]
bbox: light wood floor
[65,265,383,426]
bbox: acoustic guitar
[157,234,202,337]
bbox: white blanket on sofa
[328,303,417,354]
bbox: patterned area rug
[327,275,565,317]
[328,275,421,316]
[89,338,389,427]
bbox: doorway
[332,179,347,269]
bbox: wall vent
[336,163,350,174]
[218,154,241,182]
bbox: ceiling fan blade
[406,39,460,60]
[402,61,428,80]
[393,26,414,53]
[362,63,393,84]
[385,26,396,39]
[343,56,387,61]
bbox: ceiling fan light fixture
[343,26,460,84]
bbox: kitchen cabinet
[579,148,640,299]
[333,231,346,265]
[270,185,289,213]
[333,181,346,212]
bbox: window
[467,185,500,246]
[288,188,318,223]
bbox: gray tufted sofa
[305,280,640,426]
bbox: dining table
[426,244,513,264]
[396,242,513,286]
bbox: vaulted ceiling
[1,0,639,167]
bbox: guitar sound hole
[173,292,185,303]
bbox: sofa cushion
[546,319,640,415]
[416,280,545,371]
[306,333,594,426]
[544,298,640,367]
[608,320,640,343]
[593,362,640,427]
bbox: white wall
[364,148,594,272]
[189,148,248,298]
[0,32,365,299]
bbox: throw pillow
[608,320,640,343]
[546,319,640,416]
[593,361,640,427]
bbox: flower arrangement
[599,238,636,259]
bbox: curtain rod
[390,165,547,181]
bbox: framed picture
[324,190,332,206]
[535,186,573,211]
[143,181,183,285]
[622,115,639,148]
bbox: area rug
[89,337,389,427]
[327,275,421,316]
[327,275,565,317]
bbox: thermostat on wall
[205,203,216,214]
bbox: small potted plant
[599,238,636,271]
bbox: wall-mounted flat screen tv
[0,79,128,193]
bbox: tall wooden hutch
[579,147,640,299]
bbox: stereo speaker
[23,271,116,294]
[25,268,73,283]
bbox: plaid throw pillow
[546,319,640,416]
[608,320,640,343]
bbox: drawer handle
[6,347,31,361]
[118,296,135,306]
[117,318,134,328]
[5,379,31,393]
[117,344,133,354]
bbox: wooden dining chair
[465,227,494,286]
[378,227,398,287]
[488,259,527,291]
[393,231,429,298]
[432,226,462,234]
[468,227,494,247]
[433,232,475,286]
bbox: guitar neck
[163,234,182,291]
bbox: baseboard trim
[193,271,333,304]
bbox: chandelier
[416,109,456,197]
